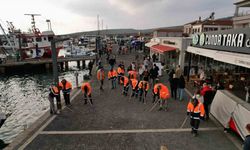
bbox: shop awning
[145,41,158,47]
[187,46,250,68]
[151,44,176,53]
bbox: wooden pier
[0,56,96,74]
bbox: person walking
[201,83,214,120]
[138,80,150,104]
[171,74,178,100]
[48,85,62,114]
[109,55,116,69]
[108,68,118,89]
[88,61,94,76]
[243,124,250,150]
[153,83,170,111]
[97,67,105,90]
[178,75,186,101]
[187,97,205,137]
[150,64,159,86]
[120,76,130,96]
[59,79,72,106]
[81,81,93,105]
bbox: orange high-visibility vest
[128,70,137,79]
[159,85,170,100]
[108,70,118,79]
[138,81,150,91]
[187,101,205,119]
[59,80,72,93]
[81,82,92,96]
[153,83,164,94]
[117,67,125,75]
[130,79,138,90]
[97,69,105,80]
[120,76,129,86]
[51,86,60,96]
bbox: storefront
[187,28,250,140]
[146,37,191,70]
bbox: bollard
[75,72,79,88]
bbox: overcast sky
[0,0,235,35]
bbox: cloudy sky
[0,0,235,35]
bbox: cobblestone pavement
[23,52,239,150]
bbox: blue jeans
[178,88,185,100]
[111,78,116,89]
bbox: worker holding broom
[153,83,170,111]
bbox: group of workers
[48,58,210,138]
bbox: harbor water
[0,58,89,143]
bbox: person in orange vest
[130,78,139,98]
[117,65,125,85]
[108,68,118,89]
[48,85,62,114]
[81,81,93,105]
[138,80,150,103]
[97,67,105,90]
[120,76,130,96]
[59,79,72,106]
[153,83,170,111]
[128,70,137,80]
[187,97,205,136]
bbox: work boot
[84,99,87,104]
[90,99,93,105]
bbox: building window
[44,37,47,41]
[36,37,42,42]
[48,37,53,42]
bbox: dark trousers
[204,103,210,119]
[89,67,93,76]
[139,89,148,103]
[131,89,138,98]
[84,93,93,104]
[55,95,62,110]
[100,80,104,90]
[171,87,177,100]
[63,93,71,105]
[153,93,160,103]
[190,118,200,134]
[123,85,129,96]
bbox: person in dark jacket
[168,69,175,97]
[244,123,250,150]
[88,61,94,76]
[178,75,185,101]
[171,74,178,100]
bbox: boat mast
[0,23,15,51]
[24,14,41,34]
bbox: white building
[233,0,250,28]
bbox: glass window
[36,37,42,42]
[48,36,53,42]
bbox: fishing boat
[0,14,62,60]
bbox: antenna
[97,14,100,36]
[46,19,52,31]
[24,14,41,31]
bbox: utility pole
[96,15,100,58]
[51,38,69,85]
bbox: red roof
[151,44,176,53]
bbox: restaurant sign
[192,28,250,54]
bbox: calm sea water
[0,59,89,143]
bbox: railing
[235,10,250,17]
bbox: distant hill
[58,25,184,37]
